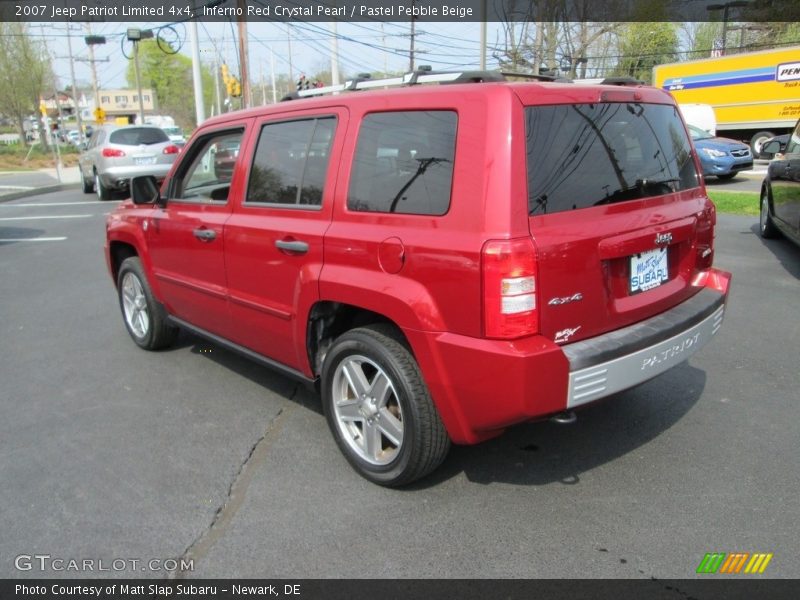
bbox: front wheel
[321,325,450,487]
[117,257,178,350]
[759,190,780,239]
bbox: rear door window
[347,111,457,215]
[246,117,336,207]
[109,127,169,146]
[525,103,699,215]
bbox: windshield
[525,103,699,215]
[163,127,182,136]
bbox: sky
[38,20,497,92]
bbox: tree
[125,38,216,129]
[614,23,678,83]
[0,22,55,147]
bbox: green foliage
[126,39,215,129]
[0,22,54,147]
[614,23,678,83]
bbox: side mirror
[762,140,782,155]
[130,175,165,206]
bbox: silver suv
[79,125,180,200]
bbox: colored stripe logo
[697,552,773,574]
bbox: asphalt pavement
[0,188,798,584]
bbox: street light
[126,29,154,125]
[706,1,749,56]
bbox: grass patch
[707,190,759,216]
[0,143,79,170]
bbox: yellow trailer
[653,46,800,155]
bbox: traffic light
[296,75,310,91]
[221,63,242,98]
[230,79,241,98]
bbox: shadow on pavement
[749,222,800,279]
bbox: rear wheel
[117,257,178,350]
[81,172,94,194]
[95,172,111,200]
[759,189,780,239]
[321,324,450,487]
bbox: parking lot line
[0,200,121,208]
[0,214,92,221]
[0,236,67,242]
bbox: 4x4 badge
[548,293,583,306]
[655,232,673,245]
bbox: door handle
[193,228,217,242]
[275,239,309,254]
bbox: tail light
[163,145,180,155]
[696,201,716,270]
[102,148,125,158]
[482,238,539,339]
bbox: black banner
[2,579,800,600]
[1,0,799,23]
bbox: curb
[0,182,81,203]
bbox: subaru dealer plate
[630,247,668,294]
[134,156,156,166]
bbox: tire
[759,188,780,239]
[81,172,94,194]
[321,324,450,487]
[95,171,111,201]
[750,130,774,158]
[117,257,178,350]
[716,173,737,181]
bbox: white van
[679,104,717,136]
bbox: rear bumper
[407,268,731,444]
[99,164,172,190]
[563,286,725,408]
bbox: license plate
[629,248,668,294]
[134,156,156,166]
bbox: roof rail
[280,66,575,101]
[282,66,513,100]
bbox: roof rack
[599,77,644,86]
[280,66,560,101]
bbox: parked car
[106,71,731,486]
[688,124,753,180]
[757,133,790,160]
[162,126,186,147]
[759,119,800,246]
[66,130,82,146]
[79,125,180,200]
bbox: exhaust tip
[550,411,577,425]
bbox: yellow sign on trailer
[653,46,800,155]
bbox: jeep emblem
[655,232,673,246]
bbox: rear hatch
[520,93,714,344]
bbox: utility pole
[213,54,222,115]
[237,0,251,108]
[132,39,145,124]
[287,25,294,83]
[409,3,416,71]
[330,22,340,87]
[65,25,84,138]
[479,0,487,70]
[270,46,277,104]
[189,17,205,125]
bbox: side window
[786,124,800,155]
[347,111,457,215]
[246,117,336,207]
[174,129,243,203]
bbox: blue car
[688,125,753,180]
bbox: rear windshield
[109,127,169,146]
[525,103,698,215]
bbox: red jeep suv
[105,70,731,486]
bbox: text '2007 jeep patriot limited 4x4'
[106,69,731,486]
